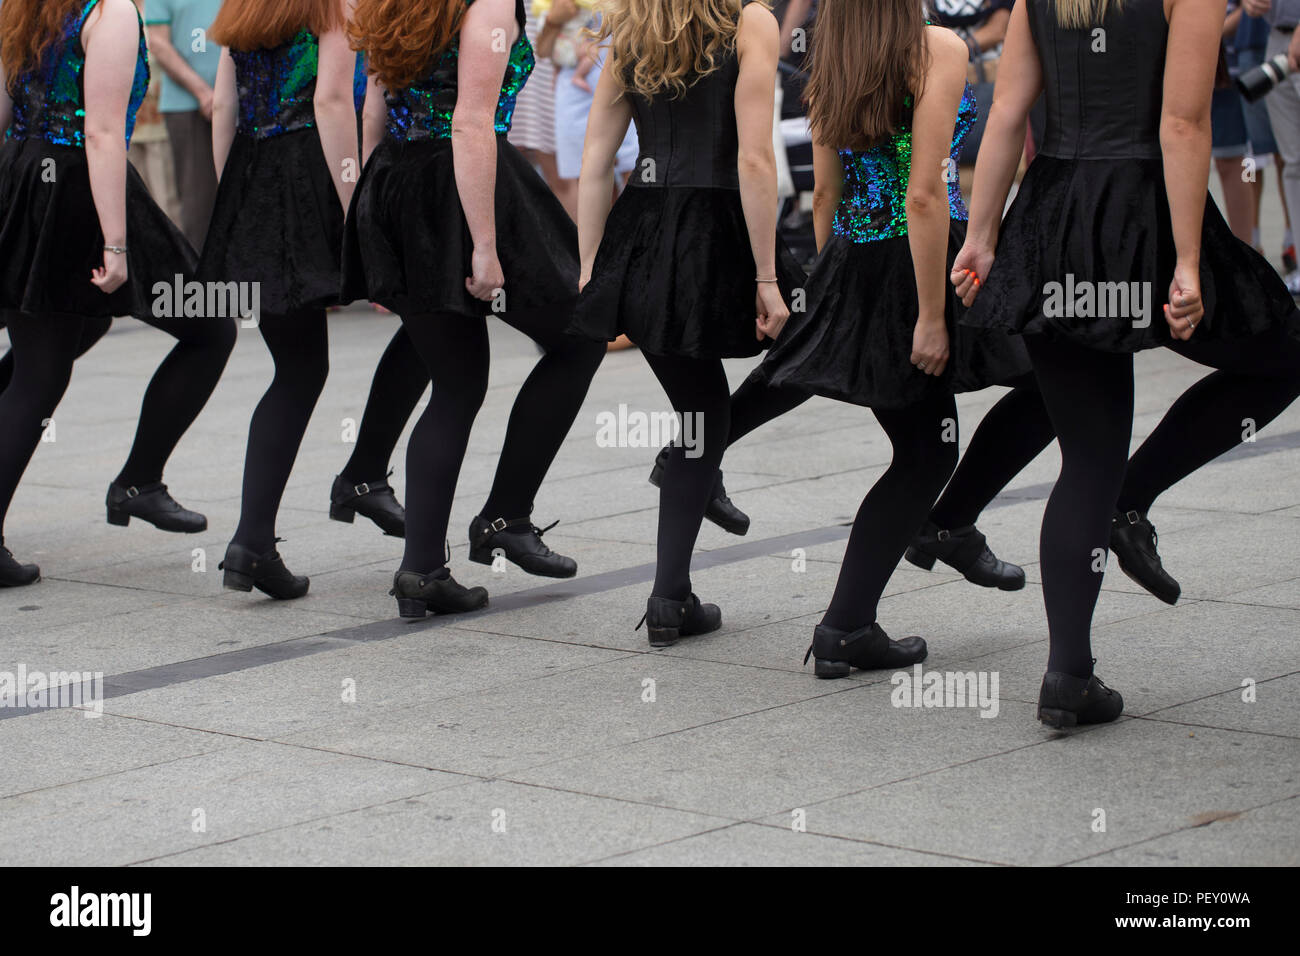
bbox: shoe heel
[1037,706,1078,729]
[396,598,428,620]
[646,625,679,648]
[814,658,852,679]
[223,568,254,592]
[904,546,936,571]
[329,504,356,524]
[467,546,493,566]
[106,507,130,527]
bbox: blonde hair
[595,0,760,99]
[1053,0,1125,29]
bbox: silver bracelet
[756,276,779,284]
[104,244,128,255]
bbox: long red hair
[349,0,466,92]
[210,0,344,52]
[0,0,88,91]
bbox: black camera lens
[1238,53,1291,103]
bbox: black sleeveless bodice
[627,50,741,188]
[1028,0,1167,160]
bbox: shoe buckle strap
[1124,510,1141,524]
[126,486,140,499]
[354,482,371,497]
[490,518,508,533]
[936,529,951,542]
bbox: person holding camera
[1246,0,1300,290]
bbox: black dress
[0,0,194,320]
[569,4,806,359]
[961,0,1300,351]
[341,0,577,318]
[197,30,345,317]
[754,84,1030,408]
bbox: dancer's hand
[466,245,504,302]
[756,283,790,341]
[92,248,128,295]
[1165,262,1203,341]
[911,315,949,377]
[950,242,993,307]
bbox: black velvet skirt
[753,219,1030,410]
[341,135,578,317]
[0,137,195,319]
[961,155,1300,350]
[197,128,346,316]
[569,183,807,359]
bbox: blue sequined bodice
[7,0,150,149]
[385,0,533,142]
[833,83,977,243]
[231,30,322,139]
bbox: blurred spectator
[1213,3,1290,264]
[509,10,564,194]
[1249,0,1300,290]
[927,0,1012,169]
[536,0,637,221]
[145,0,223,249]
[130,3,181,226]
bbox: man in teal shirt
[145,0,224,249]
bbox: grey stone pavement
[1,181,1297,867]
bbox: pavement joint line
[0,524,858,720]
[6,430,1299,720]
[1129,670,1300,718]
[739,819,1011,867]
[575,822,750,867]
[1131,714,1300,740]
[1057,792,1300,866]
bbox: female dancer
[344,0,607,618]
[0,0,234,588]
[572,0,804,646]
[956,0,1300,727]
[204,0,362,596]
[742,0,1029,673]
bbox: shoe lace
[530,520,559,556]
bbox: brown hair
[596,0,754,100]
[0,0,86,91]
[209,0,344,52]
[348,0,466,92]
[805,0,928,150]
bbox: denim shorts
[1212,48,1279,158]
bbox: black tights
[642,354,732,600]
[397,309,605,573]
[726,375,959,628]
[932,337,1300,530]
[822,396,959,630]
[338,327,431,483]
[0,315,85,540]
[0,316,111,393]
[0,310,233,541]
[116,309,236,488]
[1025,330,1300,678]
[231,311,330,553]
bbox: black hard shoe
[391,569,488,619]
[1110,510,1180,604]
[468,515,577,578]
[106,481,207,533]
[905,521,1025,591]
[220,540,309,600]
[1037,667,1124,729]
[637,593,722,647]
[803,622,927,679]
[329,472,406,538]
[648,447,750,536]
[0,540,40,588]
